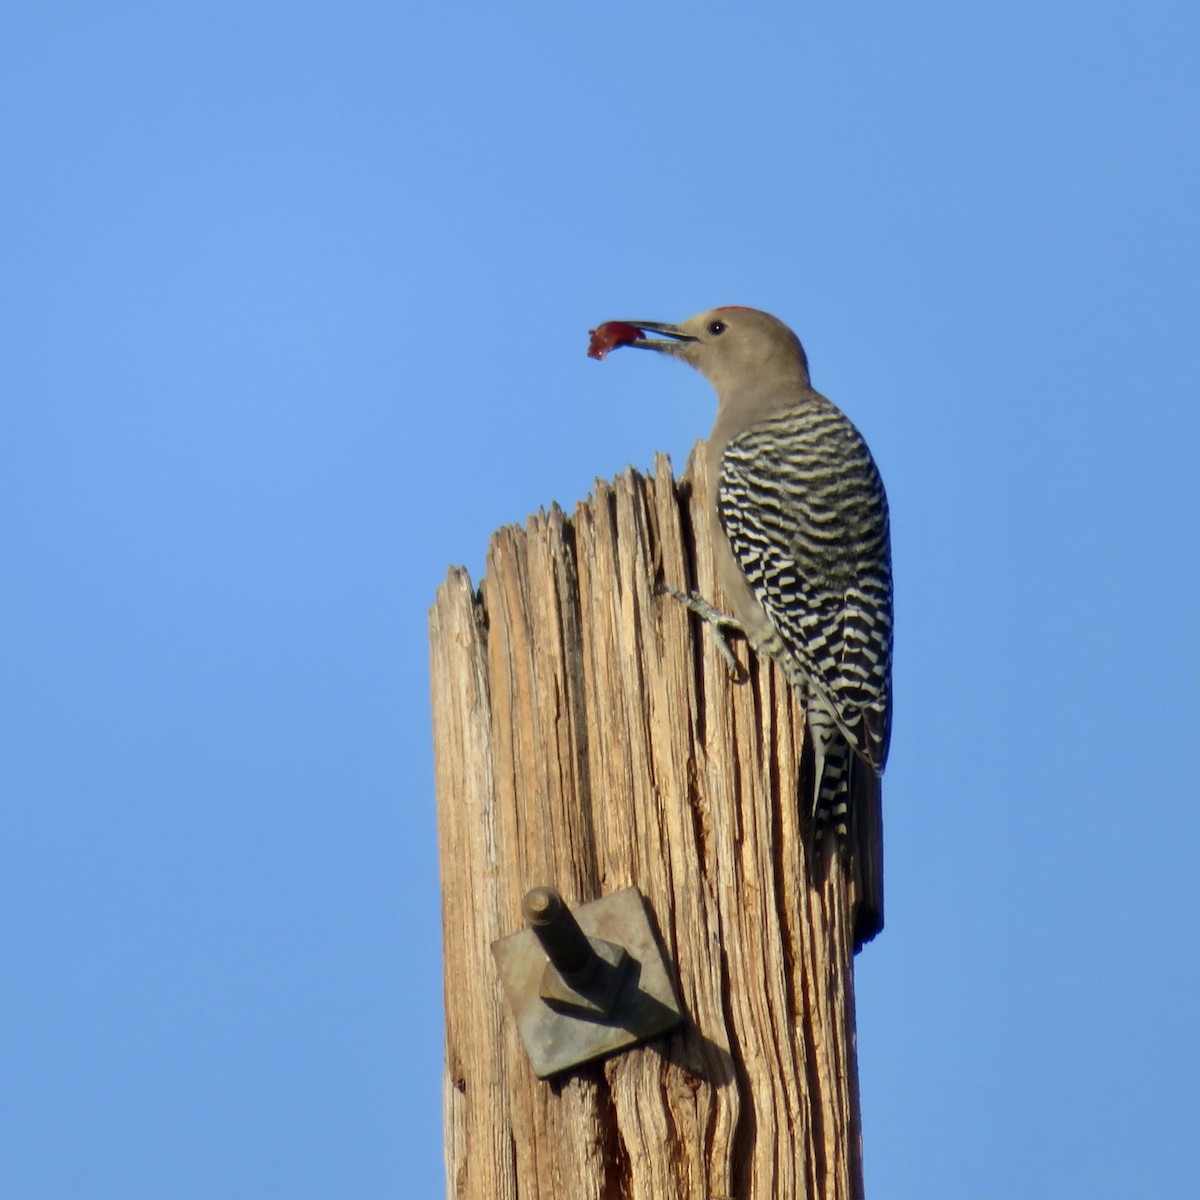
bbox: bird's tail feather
[811,737,852,844]
[804,709,884,947]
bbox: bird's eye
[707,320,727,336]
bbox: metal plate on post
[491,886,683,1078]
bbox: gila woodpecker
[589,307,893,850]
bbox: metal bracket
[491,885,683,1078]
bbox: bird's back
[714,392,893,772]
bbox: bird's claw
[659,586,747,682]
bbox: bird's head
[608,307,811,395]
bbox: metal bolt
[492,885,684,1077]
[521,886,600,988]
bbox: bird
[590,307,893,864]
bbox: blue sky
[2,3,1197,1197]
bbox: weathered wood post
[429,448,882,1200]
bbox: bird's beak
[623,321,697,356]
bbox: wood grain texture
[429,447,882,1200]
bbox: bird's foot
[660,586,747,682]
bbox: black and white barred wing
[718,408,893,773]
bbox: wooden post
[429,447,882,1200]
